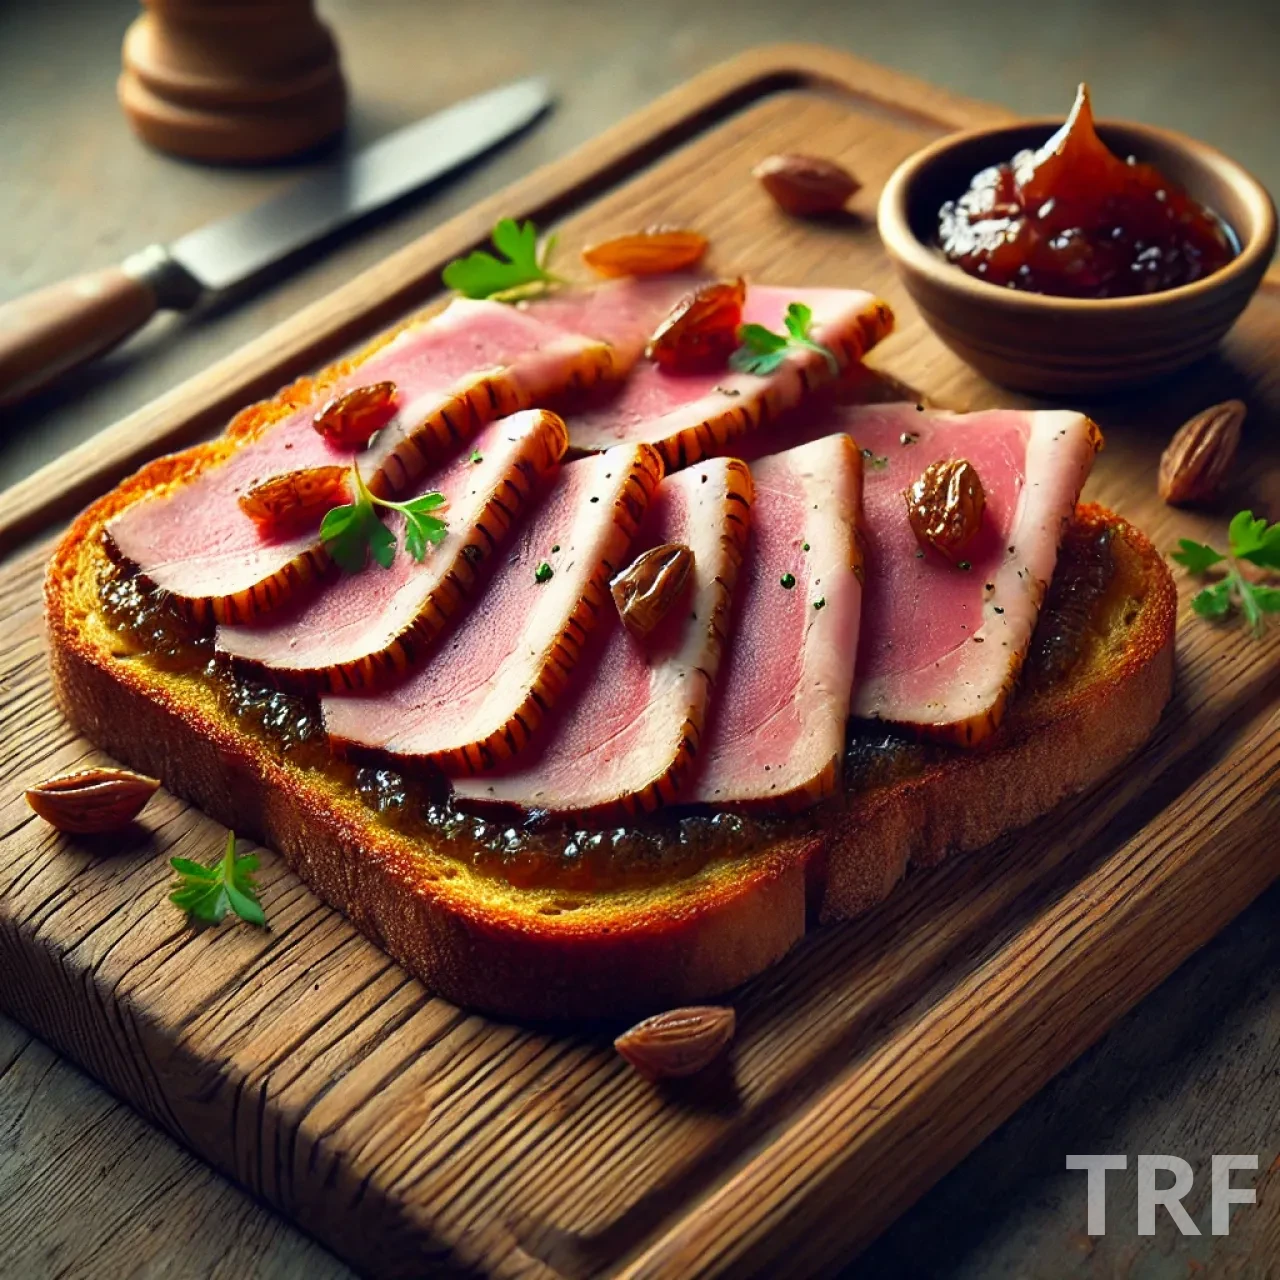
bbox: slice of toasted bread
[47,432,1175,1020]
[821,509,1177,920]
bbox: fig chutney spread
[937,85,1236,298]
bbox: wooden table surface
[2,1,1278,1276]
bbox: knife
[0,76,552,409]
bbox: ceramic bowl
[877,118,1277,394]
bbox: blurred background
[2,2,1279,1276]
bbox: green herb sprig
[442,218,564,301]
[1171,510,1280,636]
[730,302,839,377]
[320,462,448,572]
[170,831,266,927]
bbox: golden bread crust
[48,459,817,1019]
[46,415,1176,1019]
[822,505,1177,919]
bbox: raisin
[238,465,350,532]
[313,381,400,448]
[645,278,746,373]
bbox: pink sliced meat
[323,443,665,773]
[521,275,702,366]
[843,403,1102,743]
[767,402,1102,744]
[454,457,752,819]
[214,410,569,693]
[565,285,894,469]
[106,298,621,625]
[690,435,865,811]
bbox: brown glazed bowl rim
[878,116,1278,315]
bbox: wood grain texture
[861,877,1280,1277]
[0,1014,347,1279]
[1,43,1278,1280]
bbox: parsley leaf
[1191,580,1233,619]
[1252,585,1280,617]
[367,514,398,569]
[1170,510,1280,637]
[320,498,388,574]
[729,302,839,376]
[170,831,266,928]
[320,463,447,572]
[1171,539,1225,574]
[1228,510,1280,569]
[400,492,449,563]
[442,218,563,300]
[734,324,787,365]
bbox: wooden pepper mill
[119,0,347,164]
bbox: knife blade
[0,76,552,408]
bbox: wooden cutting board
[1,45,1277,1279]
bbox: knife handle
[0,267,158,409]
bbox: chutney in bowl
[878,94,1276,394]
